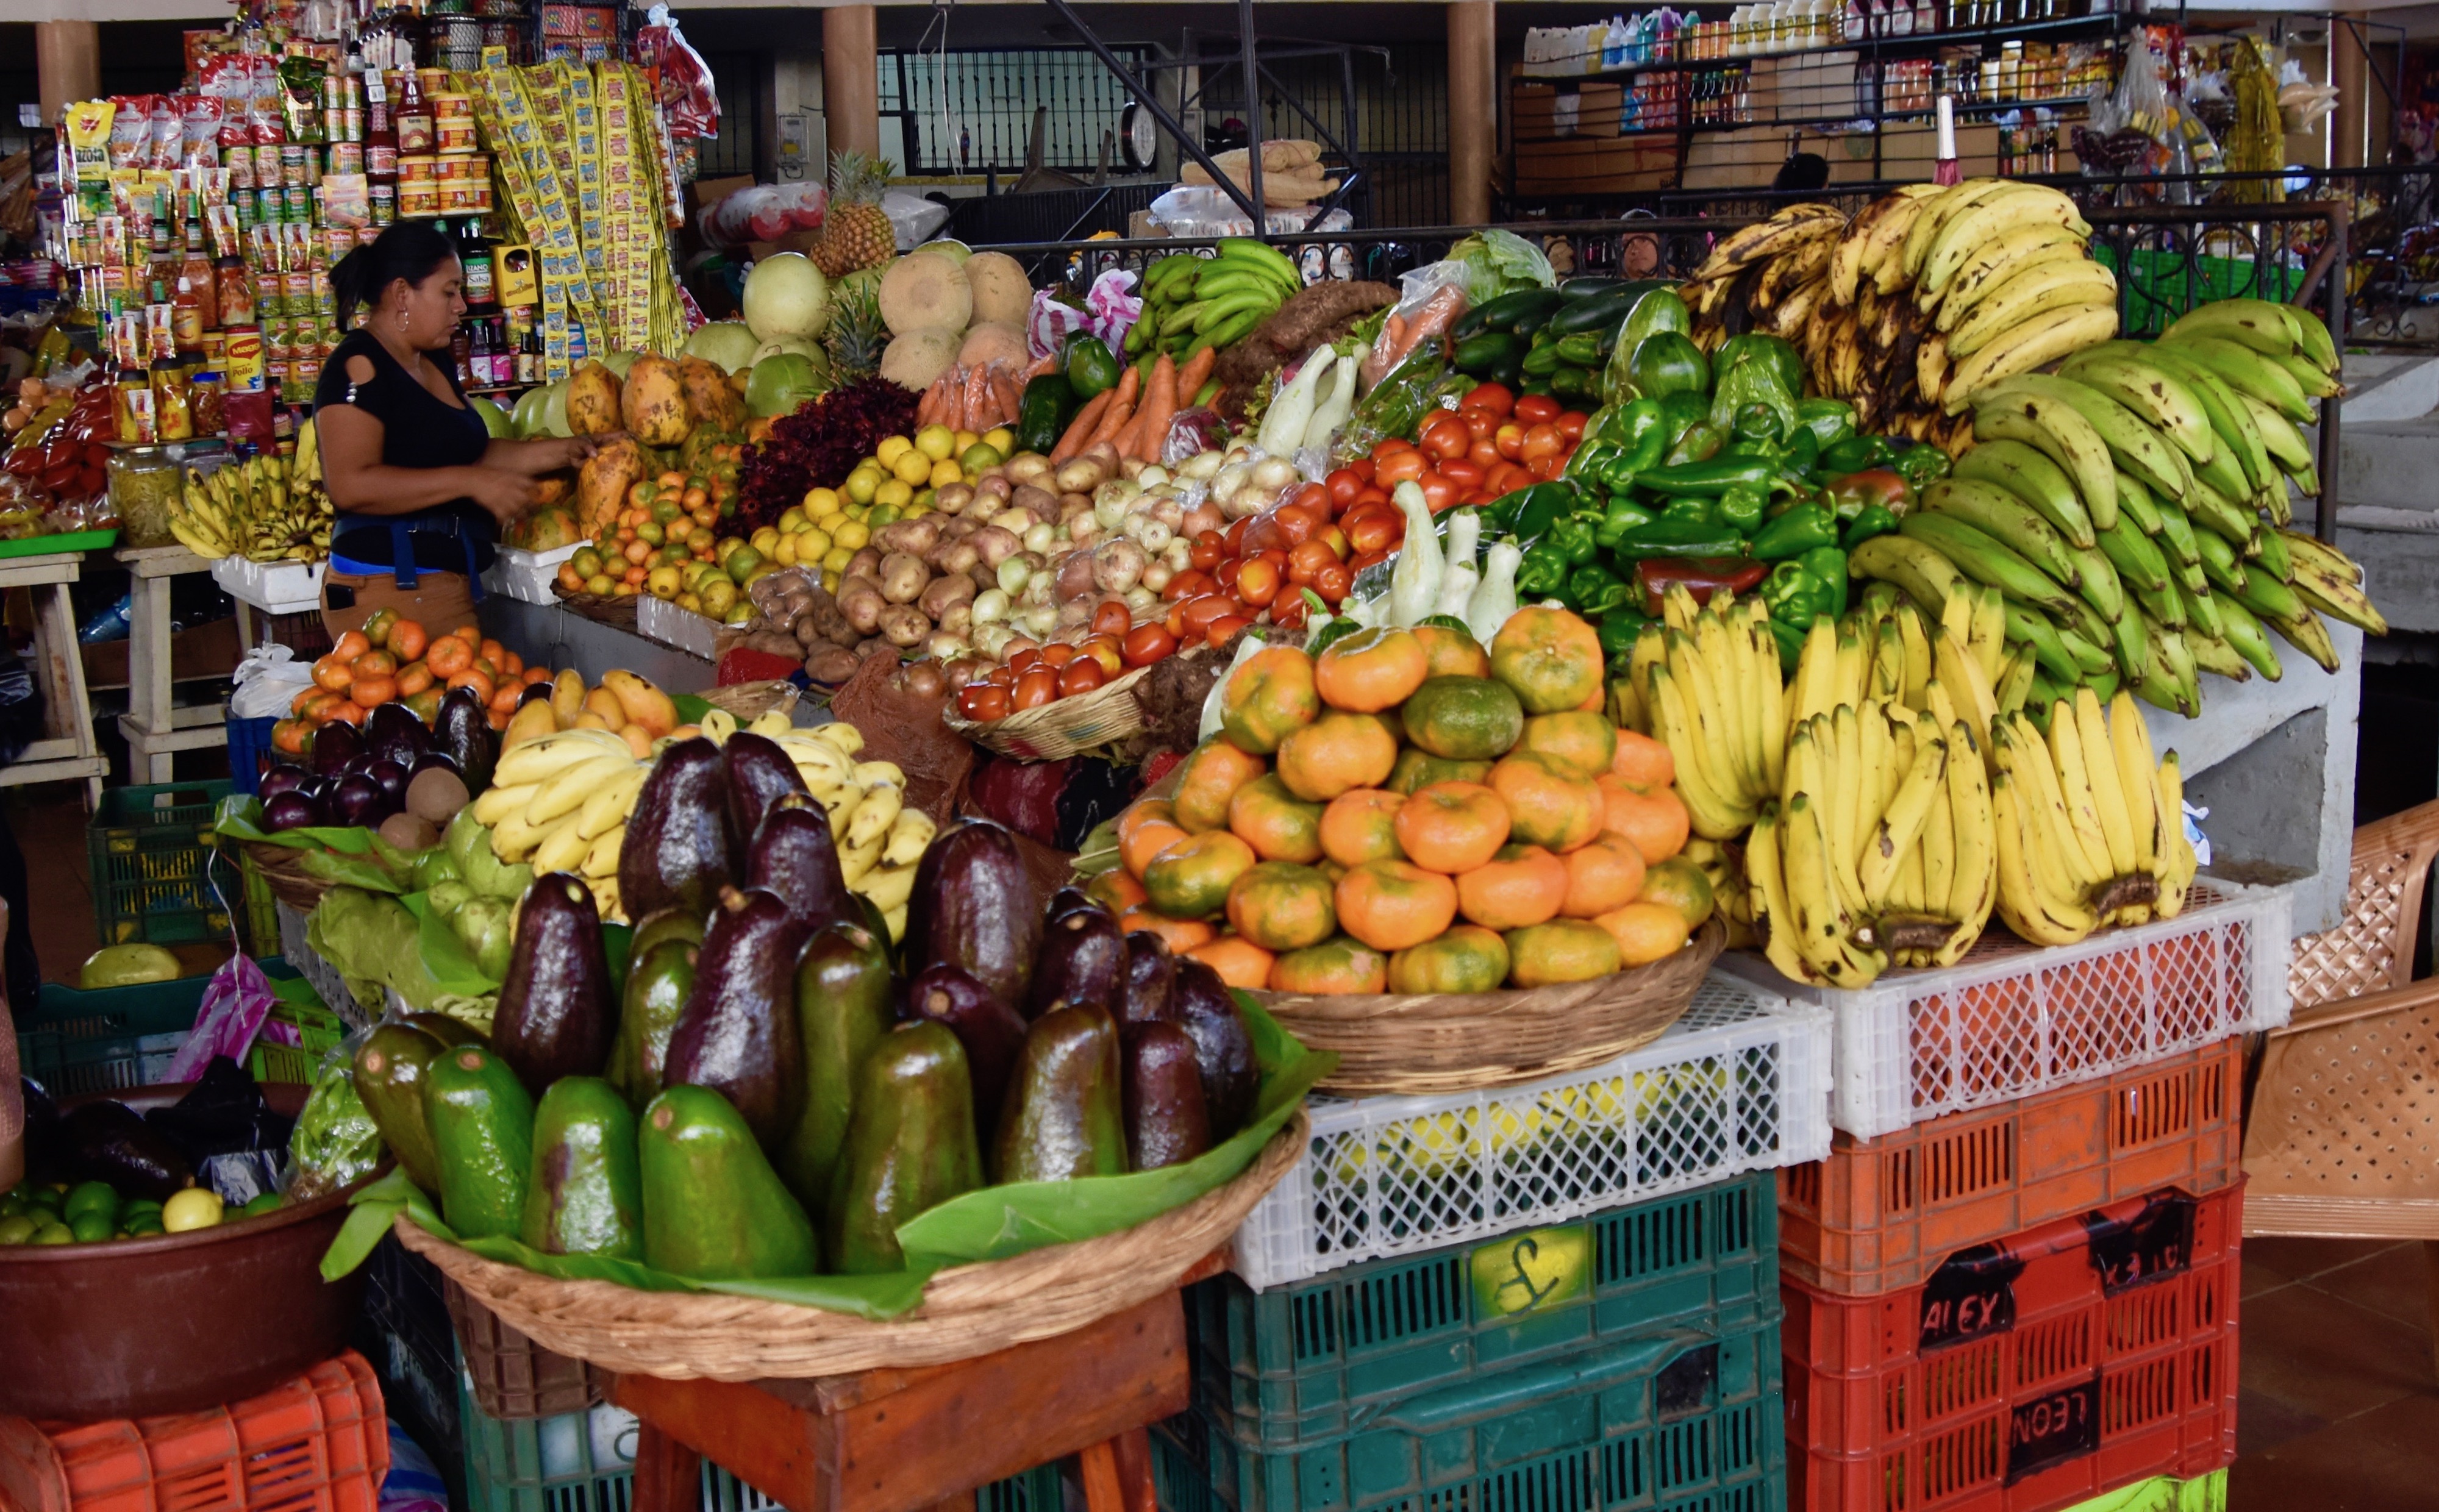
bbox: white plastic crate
[481,543,581,606]
[211,554,326,615]
[1227,971,1831,1290]
[1712,877,2291,1141]
[636,593,722,660]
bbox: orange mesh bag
[827,651,974,824]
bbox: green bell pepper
[1566,563,1631,616]
[1781,424,1819,481]
[1731,402,1784,448]
[1638,456,1789,499]
[1548,514,1600,566]
[1516,542,1573,599]
[1819,433,1894,475]
[1762,560,1832,630]
[1596,608,1654,662]
[1063,332,1120,399]
[1564,438,1621,482]
[1715,482,1769,534]
[1749,501,1840,561]
[1799,545,1850,618]
[1598,396,1666,449]
[1610,515,1748,562]
[1841,504,1899,551]
[1886,442,1952,490]
[1493,480,1581,541]
[1767,616,1807,672]
[1595,495,1659,549]
[1794,398,1856,452]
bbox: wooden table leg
[1077,1439,1124,1512]
[1112,1427,1157,1512]
[632,1418,703,1512]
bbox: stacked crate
[1721,880,2288,1512]
[1154,974,1836,1512]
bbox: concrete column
[823,5,880,163]
[1448,1,1496,226]
[35,21,99,129]
[2331,13,2369,170]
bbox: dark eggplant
[1170,957,1259,1139]
[1028,903,1124,1021]
[723,731,809,844]
[902,962,1029,1135]
[1120,931,1176,1027]
[492,872,618,1096]
[1121,1021,1212,1171]
[903,819,1041,1010]
[257,764,309,802]
[63,1099,193,1202]
[263,790,320,832]
[365,758,409,808]
[1044,886,1098,923]
[407,751,462,784]
[662,886,810,1154]
[309,719,362,779]
[365,701,430,766]
[518,680,555,708]
[618,736,738,922]
[433,685,498,794]
[330,772,389,828]
[746,794,860,937]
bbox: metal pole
[1039,0,1265,227]
[1241,0,1265,243]
[2314,201,2349,545]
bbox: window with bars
[878,47,1152,177]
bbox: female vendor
[314,220,590,637]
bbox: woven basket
[943,665,1153,762]
[1252,920,1726,1096]
[695,680,800,722]
[393,1110,1305,1381]
[240,839,337,915]
[549,584,640,629]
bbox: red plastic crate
[1784,1183,2241,1512]
[1777,1037,2244,1297]
[0,1353,388,1512]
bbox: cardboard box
[1680,127,1789,190]
[1514,135,1677,196]
[691,174,753,214]
[1576,83,1626,138]
[1515,84,1562,140]
[1515,81,1624,141]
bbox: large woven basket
[393,1110,1305,1380]
[239,839,338,915]
[1253,920,1726,1096]
[943,665,1153,761]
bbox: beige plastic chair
[2244,799,2439,1350]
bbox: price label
[1918,1243,2025,1352]
[1468,1224,1591,1318]
[2006,1375,2100,1484]
[2085,1194,2196,1296]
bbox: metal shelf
[1531,7,2129,81]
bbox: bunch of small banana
[168,429,335,563]
[1620,587,1787,841]
[1987,691,2197,947]
[466,713,936,936]
[1126,239,1303,363]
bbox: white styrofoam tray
[482,543,582,606]
[1227,970,1832,1291]
[1712,877,2291,1142]
[213,555,327,616]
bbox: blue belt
[331,518,486,602]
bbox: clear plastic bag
[635,5,720,139]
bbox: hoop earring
[396,307,410,334]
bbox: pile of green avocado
[354,731,1258,1281]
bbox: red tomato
[1345,507,1401,557]
[1514,393,1563,426]
[1215,558,1243,591]
[1419,413,1471,462]
[1182,594,1238,638]
[1237,556,1283,607]
[1519,423,1566,467]
[1080,637,1124,676]
[1122,624,1177,666]
[959,683,1011,721]
[1190,530,1224,570]
[1165,568,1213,602]
[1288,538,1340,583]
[1347,457,1376,485]
[1463,409,1496,440]
[1271,503,1321,546]
[1494,422,1527,460]
[1013,668,1059,710]
[1205,615,1252,649]
[1373,437,1416,457]
[1460,382,1515,418]
[1290,482,1329,516]
[1468,440,1501,471]
[1091,599,1131,638]
[1270,594,1310,630]
[1166,599,1191,637]
[1354,485,1391,512]
[1058,658,1107,697]
[1313,561,1354,604]
[1419,472,1460,513]
[1318,525,1349,559]
[1439,458,1485,490]
[1557,410,1589,441]
[1006,647,1041,674]
[1488,460,1533,496]
[1222,518,1250,557]
[1375,449,1427,487]
[1326,468,1365,510]
[1040,643,1077,669]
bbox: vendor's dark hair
[330,221,459,321]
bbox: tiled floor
[2232,1237,2439,1508]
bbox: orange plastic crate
[1778,1037,2244,1297]
[0,1353,388,1512]
[1784,1183,2240,1512]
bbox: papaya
[621,353,693,446]
[640,1085,818,1280]
[824,1022,985,1274]
[521,1077,643,1260]
[567,360,624,437]
[679,355,746,434]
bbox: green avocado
[638,1084,817,1281]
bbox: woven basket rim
[240,838,337,913]
[942,663,1154,760]
[393,1109,1307,1380]
[1251,919,1726,1096]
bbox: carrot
[916,377,941,429]
[1082,387,1135,454]
[1049,389,1112,463]
[1130,353,1178,463]
[1023,354,1059,380]
[1176,346,1218,402]
[990,367,1024,427]
[963,363,991,431]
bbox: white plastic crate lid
[1712,877,2291,1141]
[636,594,722,660]
[482,543,582,607]
[211,555,327,615]
[1228,970,1832,1291]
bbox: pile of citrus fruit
[1094,607,1712,995]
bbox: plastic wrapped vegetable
[1444,229,1556,305]
[1335,338,1449,462]
[287,1046,382,1201]
[1385,480,1442,627]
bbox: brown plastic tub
[0,1083,367,1421]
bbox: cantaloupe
[957,322,1028,373]
[879,328,961,391]
[877,253,973,337]
[963,252,1031,327]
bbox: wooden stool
[613,1274,1204,1512]
[114,544,227,784]
[0,551,109,807]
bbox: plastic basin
[0,1083,367,1421]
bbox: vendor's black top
[313,328,496,572]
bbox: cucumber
[1452,330,1527,378]
[1474,288,1567,334]
[1557,276,1630,299]
[1520,339,1565,377]
[1550,364,1597,400]
[1549,287,1637,337]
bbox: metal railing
[879,46,1153,177]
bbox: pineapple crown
[827,151,896,205]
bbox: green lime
[0,1214,34,1245]
[30,1222,74,1246]
[241,1192,284,1218]
[121,1197,162,1216]
[27,1187,62,1211]
[0,1194,22,1219]
[124,1220,165,1238]
[64,1180,118,1225]
[68,1211,113,1244]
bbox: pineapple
[814,152,898,277]
[823,277,887,381]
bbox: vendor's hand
[468,466,538,522]
[541,437,596,471]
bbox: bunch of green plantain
[170,420,334,563]
[1126,238,1303,365]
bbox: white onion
[972,588,1010,624]
[1163,537,1194,572]
[1137,519,1173,554]
[974,624,1015,659]
[1020,604,1060,638]
[1123,585,1160,618]
[1022,521,1055,554]
[1179,451,1226,482]
[1142,560,1174,593]
[997,557,1031,596]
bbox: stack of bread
[1179,139,1340,207]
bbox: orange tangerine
[1313,627,1430,713]
[1172,739,1269,833]
[1394,782,1511,875]
[1401,676,1524,762]
[1226,861,1339,952]
[1611,729,1676,793]
[1488,752,1605,853]
[1117,799,1178,846]
[1412,623,1493,680]
[1505,919,1623,986]
[1560,832,1649,919]
[1319,788,1407,868]
[1087,868,1148,915]
[1593,900,1692,965]
[1122,816,1192,878]
[1455,844,1570,931]
[1143,830,1257,918]
[1220,646,1322,755]
[1603,784,1691,865]
[1229,775,1326,865]
[1387,926,1510,994]
[1268,937,1389,996]
[1120,907,1218,954]
[1275,711,1399,803]
[1490,607,1605,714]
[1334,860,1460,952]
[1387,748,1494,796]
[1636,857,1715,930]
[1516,710,1617,780]
[1187,935,1277,990]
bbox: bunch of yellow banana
[1619,587,1786,841]
[1682,836,1756,949]
[465,713,936,935]
[1987,690,2197,947]
[168,437,335,563]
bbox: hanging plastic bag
[165,952,278,1084]
[635,5,720,140]
[230,641,315,719]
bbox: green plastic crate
[462,1374,1066,1512]
[246,975,345,1084]
[2059,1471,2227,1512]
[1190,1172,1778,1452]
[2091,244,2305,337]
[86,779,237,945]
[1154,1317,1784,1512]
[238,844,281,957]
[18,956,307,1094]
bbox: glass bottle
[365,68,398,186]
[458,218,496,311]
[395,67,434,157]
